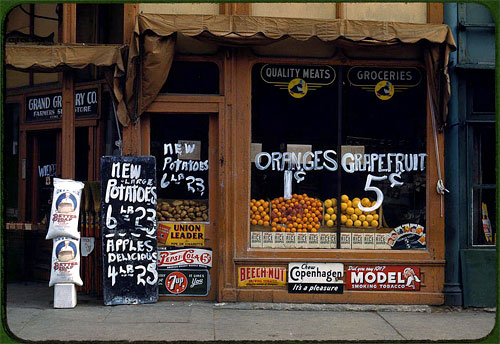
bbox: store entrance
[26,129,60,225]
[149,112,219,300]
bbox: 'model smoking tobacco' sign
[101,156,158,305]
[288,263,344,294]
[346,265,421,291]
[260,64,336,98]
[158,269,210,296]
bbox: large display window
[250,63,427,250]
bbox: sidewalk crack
[376,311,407,340]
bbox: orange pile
[250,199,270,227]
[270,194,323,233]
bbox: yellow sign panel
[238,266,287,287]
[158,222,205,247]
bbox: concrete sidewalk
[4,282,498,342]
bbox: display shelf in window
[156,199,208,223]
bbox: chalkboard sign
[101,156,158,305]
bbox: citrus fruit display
[270,194,322,233]
[323,195,379,228]
[250,199,270,227]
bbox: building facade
[3,3,495,306]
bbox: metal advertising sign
[26,88,99,122]
[346,265,421,291]
[238,266,287,287]
[158,269,210,296]
[157,247,212,269]
[158,222,205,247]
[288,263,344,294]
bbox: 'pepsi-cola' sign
[157,248,212,269]
[346,265,421,291]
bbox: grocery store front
[123,14,456,304]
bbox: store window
[150,114,210,225]
[250,63,427,250]
[467,70,496,246]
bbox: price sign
[101,156,158,305]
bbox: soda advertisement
[158,269,210,296]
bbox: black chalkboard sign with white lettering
[101,156,158,305]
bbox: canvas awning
[5,44,128,126]
[124,13,456,128]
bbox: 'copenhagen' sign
[26,88,98,122]
[288,262,344,294]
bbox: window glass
[470,71,495,114]
[161,61,219,95]
[470,125,496,246]
[472,188,496,246]
[342,67,427,250]
[250,63,427,250]
[150,114,209,224]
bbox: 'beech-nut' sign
[238,266,287,287]
[101,156,158,305]
[346,265,421,291]
[26,88,98,122]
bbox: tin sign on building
[238,266,287,287]
[346,265,421,291]
[288,263,344,294]
[158,269,210,296]
[157,247,212,269]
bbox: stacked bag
[46,178,84,287]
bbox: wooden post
[61,72,75,179]
[121,4,141,156]
[61,4,76,178]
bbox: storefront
[121,14,456,304]
[4,43,125,283]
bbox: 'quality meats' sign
[288,263,344,294]
[346,265,421,291]
[157,247,212,269]
[260,64,336,99]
